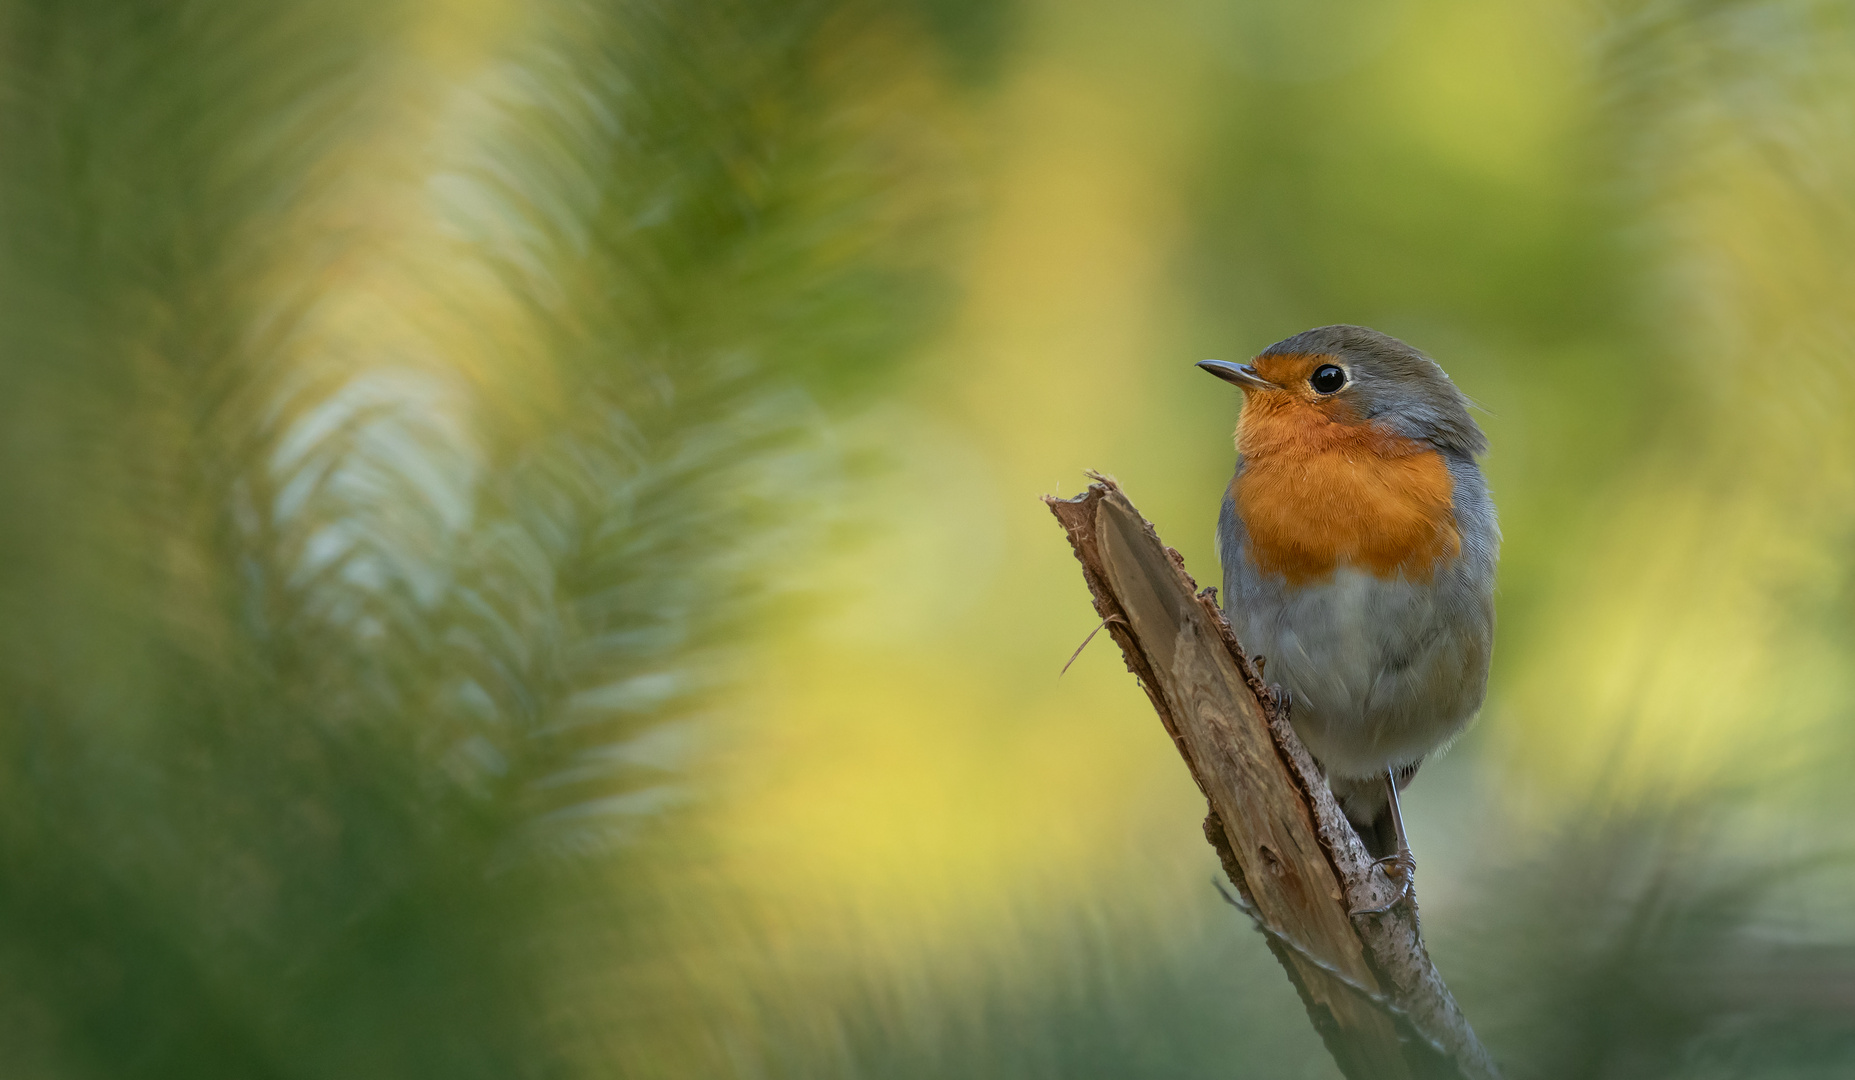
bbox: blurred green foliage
[0,0,1853,1078]
[0,0,972,1074]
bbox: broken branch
[1045,474,1500,1080]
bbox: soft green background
[0,1,1851,1077]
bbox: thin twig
[1060,614,1126,676]
[1212,878,1452,1060]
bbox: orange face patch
[1233,354,1460,585]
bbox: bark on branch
[1046,474,1500,1080]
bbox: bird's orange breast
[1233,393,1460,586]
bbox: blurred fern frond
[1449,807,1855,1080]
[0,0,979,1075]
[423,0,973,858]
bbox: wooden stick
[1046,474,1501,1080]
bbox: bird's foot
[1351,851,1415,916]
[1245,656,1294,718]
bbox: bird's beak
[1196,359,1277,392]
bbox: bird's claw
[1351,851,1416,916]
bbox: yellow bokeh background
[6,0,1855,1075]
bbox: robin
[1198,325,1496,911]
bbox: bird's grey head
[1197,324,1486,458]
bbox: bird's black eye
[1310,364,1346,394]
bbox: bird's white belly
[1234,566,1481,780]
